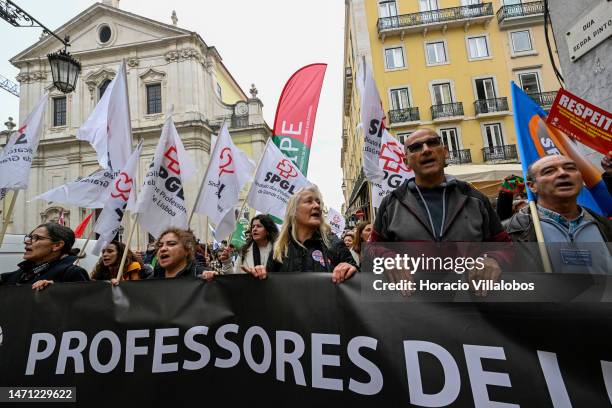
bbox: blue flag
[511,82,612,216]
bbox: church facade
[5,1,270,244]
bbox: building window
[518,72,540,94]
[379,0,397,17]
[440,128,460,152]
[503,0,522,4]
[216,83,223,99]
[467,36,489,59]
[390,88,410,110]
[432,82,453,105]
[484,123,504,147]
[397,132,412,146]
[146,83,162,114]
[426,41,447,65]
[98,24,112,43]
[384,47,405,69]
[511,30,533,53]
[419,0,438,11]
[53,97,66,127]
[99,79,111,100]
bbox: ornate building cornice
[16,71,47,83]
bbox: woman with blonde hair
[243,185,357,283]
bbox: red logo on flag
[164,146,181,175]
[276,159,298,179]
[218,147,235,176]
[380,141,410,173]
[111,172,133,201]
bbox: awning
[445,164,523,182]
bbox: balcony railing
[431,102,464,120]
[447,149,472,165]
[528,91,557,108]
[482,144,518,162]
[377,3,493,33]
[474,97,509,115]
[496,1,544,24]
[389,107,420,124]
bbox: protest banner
[0,274,611,407]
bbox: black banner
[1,274,611,407]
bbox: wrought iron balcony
[482,144,518,162]
[377,3,493,37]
[496,1,544,28]
[431,102,464,120]
[528,91,557,109]
[474,97,509,115]
[447,149,472,165]
[389,107,420,124]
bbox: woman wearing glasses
[0,222,89,290]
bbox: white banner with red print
[372,130,414,208]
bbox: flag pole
[74,221,97,266]
[117,213,138,281]
[0,190,19,247]
[528,201,553,273]
[225,136,273,241]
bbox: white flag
[133,115,196,239]
[326,208,346,237]
[77,61,132,170]
[357,62,385,183]
[92,141,143,255]
[0,92,48,189]
[372,131,414,208]
[35,168,116,209]
[246,140,311,220]
[193,123,255,238]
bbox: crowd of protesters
[1,129,611,291]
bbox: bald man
[371,129,510,293]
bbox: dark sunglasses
[406,136,442,153]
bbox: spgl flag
[0,92,48,189]
[272,64,326,176]
[357,63,385,183]
[246,140,311,220]
[35,168,116,209]
[192,123,255,239]
[92,141,143,255]
[372,130,414,208]
[511,82,612,216]
[326,208,346,237]
[77,61,132,171]
[132,115,196,238]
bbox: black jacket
[372,177,510,242]
[0,255,89,285]
[267,232,357,273]
[151,261,203,279]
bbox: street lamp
[48,42,81,94]
[0,0,81,94]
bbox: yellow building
[342,0,561,220]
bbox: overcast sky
[0,0,346,210]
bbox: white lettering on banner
[280,121,303,136]
[26,326,612,403]
[278,138,301,165]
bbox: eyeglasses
[406,137,443,153]
[23,234,53,243]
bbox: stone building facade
[3,1,270,244]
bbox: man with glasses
[370,129,511,294]
[0,222,89,290]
